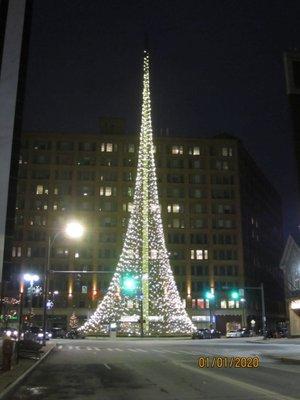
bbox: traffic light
[120,273,140,297]
[205,290,215,300]
[230,290,239,300]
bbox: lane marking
[107,348,113,352]
[57,345,62,350]
[115,348,123,352]
[93,347,101,351]
[128,348,138,352]
[86,346,92,351]
[171,359,298,400]
[104,363,111,370]
[75,346,81,350]
[136,348,147,352]
[68,346,73,350]
[152,349,164,353]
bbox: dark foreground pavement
[5,338,300,400]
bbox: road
[7,338,300,400]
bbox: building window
[36,185,44,195]
[221,300,227,309]
[188,146,200,155]
[171,146,183,155]
[123,202,133,212]
[222,147,233,157]
[167,204,182,213]
[228,300,235,308]
[100,186,116,197]
[100,143,117,152]
[190,249,208,260]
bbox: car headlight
[48,333,52,338]
[6,330,12,336]
[13,330,18,336]
[38,333,43,338]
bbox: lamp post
[42,221,84,345]
[205,289,215,328]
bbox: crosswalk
[56,344,200,355]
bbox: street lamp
[18,273,40,340]
[42,221,85,345]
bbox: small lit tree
[69,312,79,330]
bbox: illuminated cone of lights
[82,47,194,336]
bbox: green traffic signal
[205,291,215,300]
[230,290,239,300]
[120,273,140,296]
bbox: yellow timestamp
[198,356,260,368]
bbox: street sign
[82,286,88,294]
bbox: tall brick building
[7,121,285,332]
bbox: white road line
[86,346,92,351]
[57,345,62,350]
[68,345,73,350]
[163,350,178,354]
[104,363,111,370]
[107,348,113,351]
[152,349,164,353]
[115,348,123,352]
[178,350,193,354]
[136,348,147,352]
[128,348,138,352]
[75,346,81,350]
[93,347,101,351]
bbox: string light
[81,48,194,336]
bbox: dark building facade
[5,125,285,333]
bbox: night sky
[22,0,300,238]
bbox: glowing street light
[65,221,85,239]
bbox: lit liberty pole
[141,37,151,335]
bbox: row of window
[19,156,235,170]
[23,140,234,157]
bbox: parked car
[192,328,212,339]
[51,327,66,339]
[238,328,251,337]
[25,327,52,342]
[65,329,85,339]
[226,329,243,338]
[210,329,222,338]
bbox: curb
[0,344,56,400]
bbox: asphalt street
[7,338,300,400]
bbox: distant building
[280,235,300,336]
[6,124,285,332]
[284,51,300,189]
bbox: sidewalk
[246,336,300,345]
[0,342,56,395]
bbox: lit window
[27,247,31,257]
[53,204,58,211]
[196,250,203,260]
[235,301,239,308]
[171,146,183,155]
[43,204,48,210]
[173,204,180,213]
[221,300,227,309]
[204,250,208,260]
[128,202,133,212]
[106,143,113,152]
[75,252,79,258]
[12,247,16,257]
[189,146,200,155]
[100,186,113,196]
[17,247,22,257]
[222,147,233,157]
[128,144,135,153]
[54,188,58,195]
[36,185,43,195]
[228,300,235,308]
